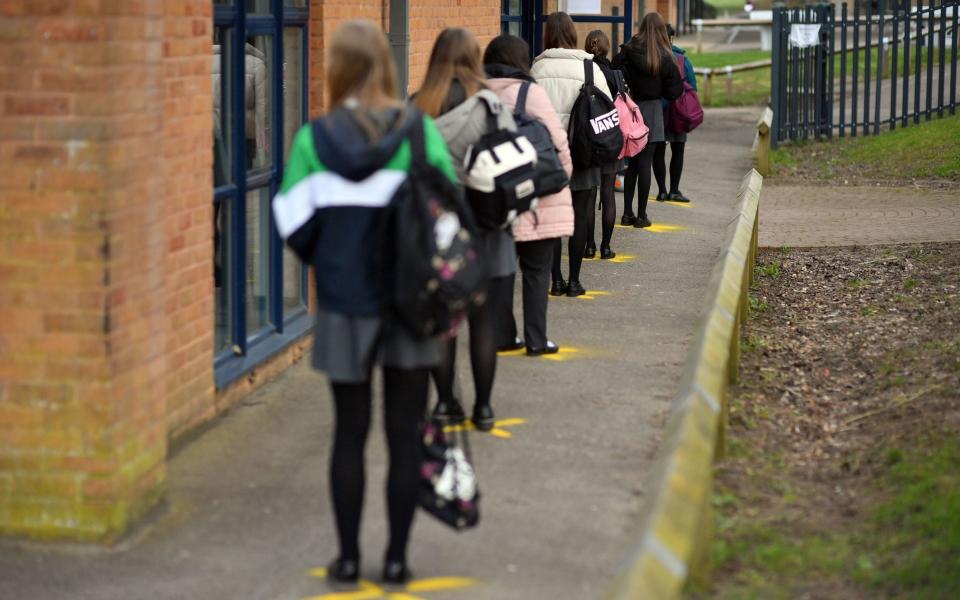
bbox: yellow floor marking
[608,253,636,263]
[541,346,581,362]
[645,223,688,233]
[406,577,478,593]
[577,290,611,301]
[305,570,478,600]
[443,418,527,439]
[497,347,526,356]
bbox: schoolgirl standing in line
[654,24,697,203]
[413,28,518,429]
[272,20,456,584]
[483,33,574,356]
[531,11,612,298]
[614,12,683,228]
[583,29,622,260]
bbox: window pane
[213,27,233,185]
[214,200,233,352]
[282,246,305,315]
[282,27,304,157]
[244,36,273,170]
[284,0,307,6]
[246,187,272,334]
[246,0,272,13]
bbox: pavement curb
[605,169,763,600]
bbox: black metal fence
[771,0,959,147]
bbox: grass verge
[770,111,960,184]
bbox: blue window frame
[501,1,633,56]
[213,0,311,388]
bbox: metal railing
[771,0,959,147]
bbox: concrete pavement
[0,108,759,600]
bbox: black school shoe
[584,245,596,259]
[526,340,560,356]
[634,217,652,228]
[472,404,495,432]
[566,280,586,297]
[497,337,525,352]
[668,191,691,203]
[620,214,637,226]
[656,191,668,201]
[549,279,568,297]
[382,560,412,585]
[327,558,360,583]
[600,247,616,260]
[432,398,465,423]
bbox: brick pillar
[0,0,171,542]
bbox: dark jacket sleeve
[661,55,684,101]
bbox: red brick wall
[161,1,215,441]
[0,0,171,541]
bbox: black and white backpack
[513,81,569,198]
[568,59,624,169]
[463,99,540,230]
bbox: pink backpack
[612,71,648,159]
[667,52,704,134]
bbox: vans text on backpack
[568,59,624,170]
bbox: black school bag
[384,111,487,338]
[463,99,540,230]
[513,81,569,197]
[568,59,624,169]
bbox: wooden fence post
[756,106,774,176]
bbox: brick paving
[759,184,960,248]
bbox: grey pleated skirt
[638,99,666,144]
[664,127,688,143]
[480,228,517,279]
[570,166,601,191]
[312,307,441,383]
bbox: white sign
[567,0,602,15]
[789,24,821,48]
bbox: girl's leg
[599,172,617,250]
[551,237,564,284]
[669,142,686,195]
[652,141,667,198]
[329,379,373,562]
[635,144,657,224]
[622,156,638,221]
[430,337,462,420]
[585,186,598,252]
[567,188,592,286]
[517,239,553,349]
[382,367,429,565]
[468,276,510,410]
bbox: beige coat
[529,48,612,130]
[486,77,574,242]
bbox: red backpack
[611,70,649,159]
[667,52,704,134]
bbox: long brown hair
[634,12,674,74]
[544,12,577,50]
[327,20,399,109]
[584,29,610,59]
[414,28,486,118]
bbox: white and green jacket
[272,107,456,316]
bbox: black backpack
[513,81,569,197]
[568,59,624,169]
[463,99,540,230]
[384,111,487,338]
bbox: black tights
[432,275,510,409]
[586,172,617,250]
[329,368,429,564]
[623,143,658,220]
[551,188,592,283]
[653,142,686,196]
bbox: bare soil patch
[702,243,960,599]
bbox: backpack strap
[515,81,531,116]
[675,51,686,79]
[406,108,429,167]
[583,58,594,87]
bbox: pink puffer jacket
[486,77,574,242]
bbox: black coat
[592,55,623,97]
[613,43,683,102]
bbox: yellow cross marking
[649,195,694,208]
[585,253,637,263]
[444,417,527,439]
[305,569,478,600]
[576,290,610,301]
[498,346,589,362]
[645,223,688,233]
